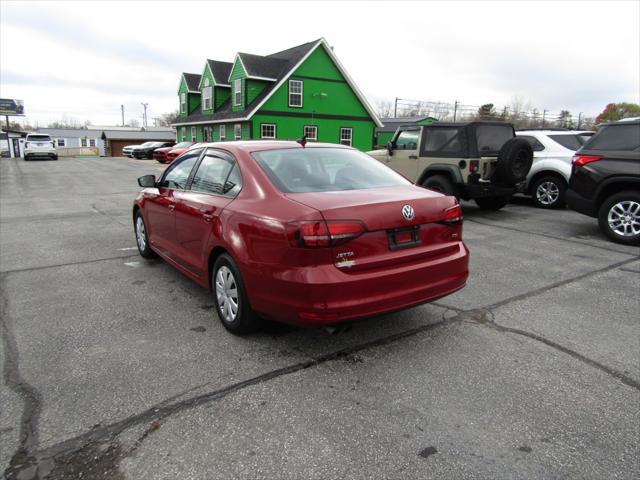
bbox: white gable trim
[198,63,214,89]
[229,54,277,83]
[245,38,383,127]
[178,73,200,94]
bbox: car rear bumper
[245,241,469,326]
[25,151,57,158]
[566,189,597,217]
[463,183,517,198]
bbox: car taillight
[286,220,365,248]
[572,155,602,167]
[469,160,479,173]
[440,204,463,224]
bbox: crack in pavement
[465,217,638,256]
[3,253,638,478]
[0,278,43,479]
[0,254,141,275]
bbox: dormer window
[203,85,213,110]
[234,78,242,106]
[180,92,186,113]
[289,79,303,107]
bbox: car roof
[517,130,583,135]
[192,140,353,153]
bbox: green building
[374,116,439,148]
[173,38,382,151]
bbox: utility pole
[578,112,583,129]
[453,100,459,122]
[542,109,548,128]
[394,97,398,118]
[141,103,148,129]
[121,105,125,126]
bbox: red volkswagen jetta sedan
[133,141,469,334]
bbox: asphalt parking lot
[1,155,638,480]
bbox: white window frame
[340,128,352,146]
[203,86,213,111]
[181,127,186,141]
[261,124,276,139]
[55,138,66,147]
[234,123,242,140]
[220,125,226,141]
[180,92,186,113]
[89,138,96,147]
[288,79,303,107]
[191,126,197,142]
[234,78,242,106]
[80,138,88,147]
[303,125,317,141]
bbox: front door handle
[168,203,175,211]
[409,155,418,159]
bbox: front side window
[56,138,66,147]
[203,86,213,110]
[159,149,202,189]
[234,124,242,140]
[191,126,197,142]
[394,130,419,150]
[340,128,352,146]
[220,125,226,141]
[180,92,186,113]
[253,147,410,193]
[303,125,317,141]
[234,78,242,106]
[261,124,276,139]
[190,150,242,196]
[289,80,303,107]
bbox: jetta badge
[402,204,414,221]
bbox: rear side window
[476,125,513,154]
[190,150,240,196]
[584,124,640,151]
[422,127,463,154]
[253,147,410,193]
[518,135,545,152]
[159,148,202,189]
[548,135,584,151]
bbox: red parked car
[165,143,200,163]
[154,142,194,163]
[133,141,469,334]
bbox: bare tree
[157,110,180,127]
[376,101,394,119]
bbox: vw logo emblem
[402,204,414,221]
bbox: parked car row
[122,141,175,159]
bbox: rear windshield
[584,124,640,151]
[27,135,51,141]
[548,134,584,151]
[252,147,411,193]
[476,125,513,154]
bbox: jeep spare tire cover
[495,138,533,184]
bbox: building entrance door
[11,138,21,158]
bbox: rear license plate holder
[388,225,421,250]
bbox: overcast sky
[1,0,638,127]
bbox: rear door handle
[409,155,418,159]
[168,203,175,211]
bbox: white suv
[24,133,58,161]
[515,130,589,208]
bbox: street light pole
[141,103,149,129]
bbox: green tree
[595,103,640,124]
[477,103,497,119]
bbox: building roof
[36,128,103,138]
[206,60,233,86]
[183,73,202,92]
[101,130,175,141]
[174,38,382,128]
[377,116,438,132]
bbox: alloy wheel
[216,266,239,323]
[136,216,146,251]
[536,181,560,206]
[607,200,640,237]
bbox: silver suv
[368,122,533,210]
[24,133,57,161]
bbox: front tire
[134,210,157,259]
[598,191,640,245]
[475,196,509,210]
[531,175,566,209]
[213,254,259,335]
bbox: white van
[24,133,58,161]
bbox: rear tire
[597,191,640,245]
[495,138,533,184]
[531,175,566,209]
[475,196,509,210]
[422,175,456,197]
[213,254,260,335]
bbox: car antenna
[296,135,307,148]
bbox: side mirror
[138,174,156,188]
[386,141,394,156]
